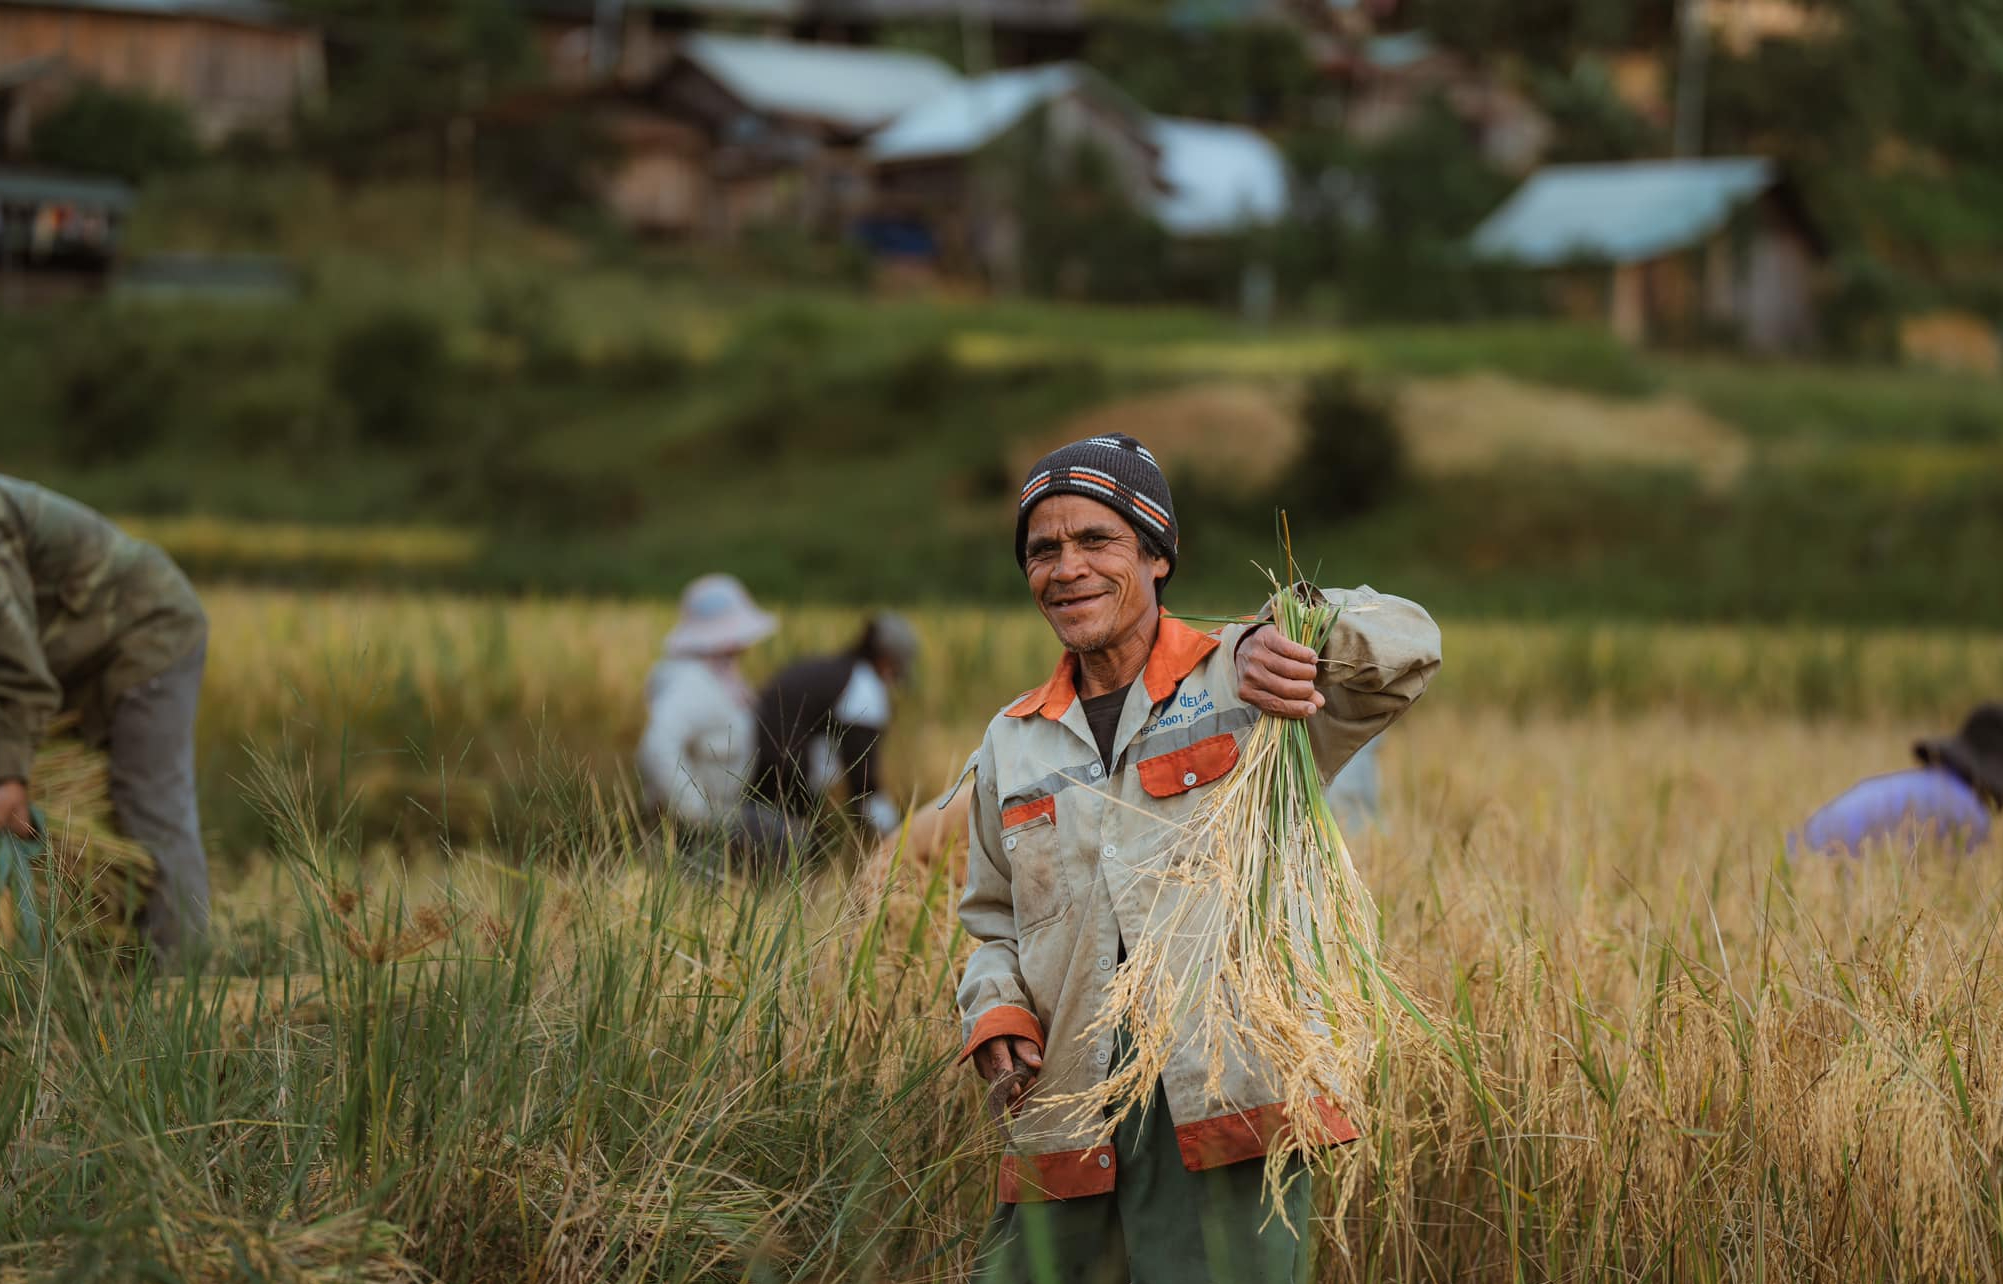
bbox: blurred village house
[647,32,957,236]
[1471,157,1826,353]
[0,0,324,145]
[864,63,1159,285]
[491,32,960,238]
[487,19,1291,283]
[864,62,1286,288]
[523,0,1087,87]
[0,0,323,299]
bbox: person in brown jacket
[960,434,1440,1283]
[0,477,210,956]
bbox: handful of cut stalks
[1055,559,1398,1207]
[0,721,157,955]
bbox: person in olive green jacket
[0,476,210,955]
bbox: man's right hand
[0,779,34,839]
[972,1035,1044,1110]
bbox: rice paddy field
[5,586,2003,1282]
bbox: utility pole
[1673,0,1709,157]
[593,0,626,82]
[959,0,994,76]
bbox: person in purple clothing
[1795,702,2002,856]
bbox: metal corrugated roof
[1472,157,1777,266]
[680,34,961,134]
[0,168,135,210]
[865,64,1093,164]
[1150,116,1289,236]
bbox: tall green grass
[0,756,989,1283]
[9,699,2003,1281]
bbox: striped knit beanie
[1015,433,1178,582]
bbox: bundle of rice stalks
[0,722,156,955]
[1054,555,1419,1208]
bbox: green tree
[1291,370,1406,519]
[330,308,449,444]
[1082,19,1316,125]
[30,86,200,182]
[1825,0,2003,162]
[1415,0,1676,61]
[1535,57,1663,162]
[290,0,532,182]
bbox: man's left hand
[0,779,34,839]
[1236,625,1324,720]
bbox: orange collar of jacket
[1005,610,1220,721]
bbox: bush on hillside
[1291,371,1406,520]
[329,308,449,444]
[31,86,201,183]
[475,108,616,222]
[48,309,183,465]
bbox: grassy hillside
[8,261,2002,624]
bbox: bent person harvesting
[0,477,210,957]
[958,434,1441,1283]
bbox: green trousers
[974,1077,1314,1284]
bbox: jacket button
[1097,954,1112,970]
[1101,844,1116,859]
[1089,763,1103,779]
[1094,1048,1109,1065]
[1004,836,1017,852]
[1182,771,1198,787]
[1097,1153,1111,1169]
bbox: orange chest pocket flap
[1137,733,1240,798]
[1000,795,1056,829]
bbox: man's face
[1023,495,1170,655]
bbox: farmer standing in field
[1792,702,2001,856]
[744,612,919,866]
[958,433,1440,1283]
[0,476,210,957]
[636,573,779,851]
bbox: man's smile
[1045,589,1110,614]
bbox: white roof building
[1149,116,1290,237]
[866,64,1099,165]
[679,33,963,135]
[1472,158,1778,265]
[869,64,1292,240]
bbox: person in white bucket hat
[637,574,778,838]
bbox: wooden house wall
[0,6,324,141]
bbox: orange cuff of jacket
[958,1005,1044,1066]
